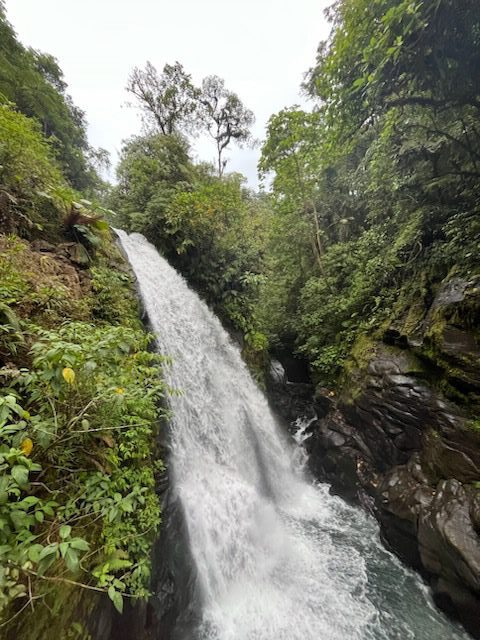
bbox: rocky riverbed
[268,275,480,639]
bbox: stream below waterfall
[117,230,470,640]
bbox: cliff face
[269,274,480,638]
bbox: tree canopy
[127,61,200,135]
[126,61,254,176]
[256,0,480,382]
[0,4,106,191]
[200,75,255,176]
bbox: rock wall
[269,275,480,638]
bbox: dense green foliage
[1,0,479,633]
[258,0,480,384]
[0,2,106,191]
[110,133,271,357]
[0,310,165,615]
[0,50,167,628]
[0,103,71,239]
[0,102,111,248]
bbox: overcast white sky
[5,0,331,187]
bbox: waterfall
[117,230,468,640]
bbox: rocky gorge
[268,273,480,638]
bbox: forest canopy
[0,2,107,191]
[255,0,480,382]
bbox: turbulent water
[117,230,469,640]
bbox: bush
[0,321,167,615]
[0,103,71,239]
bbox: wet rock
[341,347,440,469]
[470,492,480,534]
[266,281,480,637]
[319,426,346,449]
[418,481,480,591]
[304,409,378,505]
[439,325,480,393]
[339,345,474,472]
[417,481,480,638]
[267,380,316,423]
[377,456,434,569]
[442,327,480,360]
[422,429,480,484]
[313,386,335,417]
[430,277,472,310]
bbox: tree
[257,0,480,385]
[110,131,193,237]
[127,61,200,135]
[200,75,254,176]
[260,108,326,270]
[305,0,480,133]
[0,4,104,191]
[126,62,255,177]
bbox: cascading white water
[117,230,469,640]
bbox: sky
[5,0,331,187]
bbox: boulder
[418,480,480,637]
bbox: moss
[385,269,429,337]
[343,334,377,377]
[418,343,478,408]
[339,334,377,403]
[424,315,447,347]
[466,418,480,433]
[242,342,269,389]
[401,300,426,336]
[396,349,428,377]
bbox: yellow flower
[114,387,125,395]
[62,367,75,385]
[20,438,33,457]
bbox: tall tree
[127,61,200,135]
[260,108,326,270]
[200,75,254,176]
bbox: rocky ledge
[269,275,480,638]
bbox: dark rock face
[268,275,480,638]
[268,380,316,423]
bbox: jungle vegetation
[0,0,479,632]
[0,4,167,631]
[115,0,480,385]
